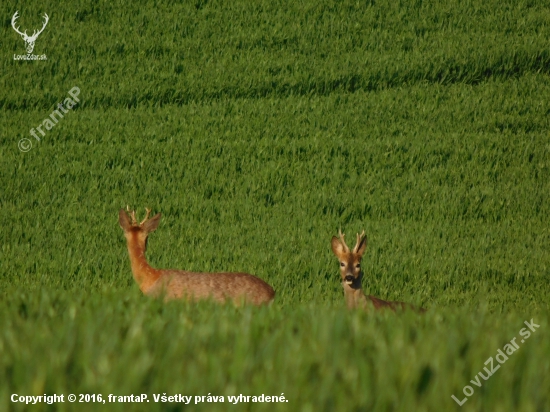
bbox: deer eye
[340,262,345,267]
[355,264,361,269]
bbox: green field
[1,0,549,411]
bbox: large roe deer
[331,230,425,312]
[119,207,275,305]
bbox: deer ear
[143,213,161,233]
[355,235,368,256]
[119,209,132,231]
[331,236,346,256]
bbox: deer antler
[30,13,49,40]
[140,208,151,225]
[11,11,27,38]
[353,231,366,253]
[126,205,138,225]
[338,228,350,252]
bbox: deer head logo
[11,11,49,54]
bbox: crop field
[1,0,550,411]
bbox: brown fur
[119,207,275,305]
[331,230,425,312]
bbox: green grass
[1,0,549,411]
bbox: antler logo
[11,11,49,54]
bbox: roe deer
[119,207,275,305]
[331,230,425,312]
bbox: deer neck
[342,273,368,309]
[125,234,161,293]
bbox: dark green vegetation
[1,0,549,411]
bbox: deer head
[11,11,49,54]
[119,207,162,250]
[331,229,367,289]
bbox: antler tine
[11,11,27,36]
[353,230,366,253]
[31,13,49,38]
[125,205,137,225]
[338,228,350,252]
[140,208,151,225]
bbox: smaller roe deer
[119,207,275,305]
[331,230,425,312]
